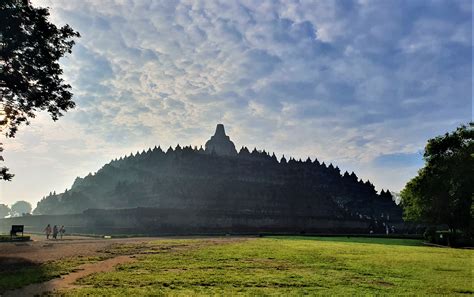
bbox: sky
[0,0,472,208]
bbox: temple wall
[0,208,409,235]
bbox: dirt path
[3,255,136,296]
[0,236,166,265]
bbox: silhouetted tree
[0,203,10,218]
[0,0,80,180]
[401,123,473,233]
[10,200,32,216]
[0,144,11,180]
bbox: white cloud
[0,0,471,206]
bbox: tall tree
[401,123,474,233]
[0,0,80,180]
[10,200,32,216]
[0,203,10,218]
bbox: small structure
[10,225,24,239]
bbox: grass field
[0,256,106,292]
[51,236,472,296]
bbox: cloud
[0,0,471,206]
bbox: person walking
[52,225,58,240]
[59,225,66,239]
[44,224,52,240]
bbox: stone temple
[1,123,412,235]
[205,124,237,156]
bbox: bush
[423,227,436,243]
[431,230,473,247]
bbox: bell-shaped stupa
[205,124,237,156]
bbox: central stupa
[205,124,237,156]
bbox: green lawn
[0,256,106,293]
[58,237,472,296]
[0,234,30,242]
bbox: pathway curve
[3,255,135,296]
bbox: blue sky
[1,0,472,207]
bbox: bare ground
[0,235,166,265]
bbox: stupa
[205,124,237,156]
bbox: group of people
[44,224,66,240]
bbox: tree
[0,203,10,218]
[10,200,32,216]
[400,123,473,233]
[0,144,12,180]
[0,0,80,180]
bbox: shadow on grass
[0,256,66,294]
[267,236,424,247]
[0,257,42,293]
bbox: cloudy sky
[1,0,472,207]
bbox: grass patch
[270,235,424,246]
[99,239,198,256]
[0,234,30,242]
[0,255,106,293]
[61,237,472,296]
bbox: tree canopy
[0,203,10,218]
[10,200,32,216]
[0,0,80,180]
[401,123,474,232]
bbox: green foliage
[0,203,10,218]
[401,123,474,232]
[10,200,32,216]
[0,0,80,180]
[0,143,12,180]
[62,237,472,295]
[423,226,437,243]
